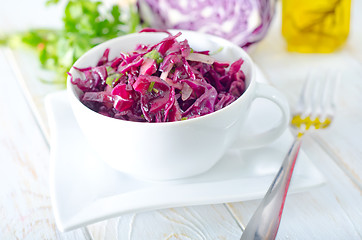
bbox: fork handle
[240,137,303,240]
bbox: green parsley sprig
[0,0,143,86]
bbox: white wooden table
[1,0,361,239]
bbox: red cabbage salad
[69,30,246,123]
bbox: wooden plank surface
[1,0,362,239]
[0,49,88,239]
[227,138,362,239]
[88,205,242,239]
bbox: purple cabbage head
[137,0,276,49]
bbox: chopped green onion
[106,73,122,86]
[148,81,155,92]
[144,49,163,64]
[181,117,188,121]
[106,66,113,73]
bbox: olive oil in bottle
[282,0,351,53]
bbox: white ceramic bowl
[67,30,289,180]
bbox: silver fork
[240,70,339,240]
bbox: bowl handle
[232,83,290,149]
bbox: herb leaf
[0,0,143,86]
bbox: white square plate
[45,70,325,232]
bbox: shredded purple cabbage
[70,31,246,122]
